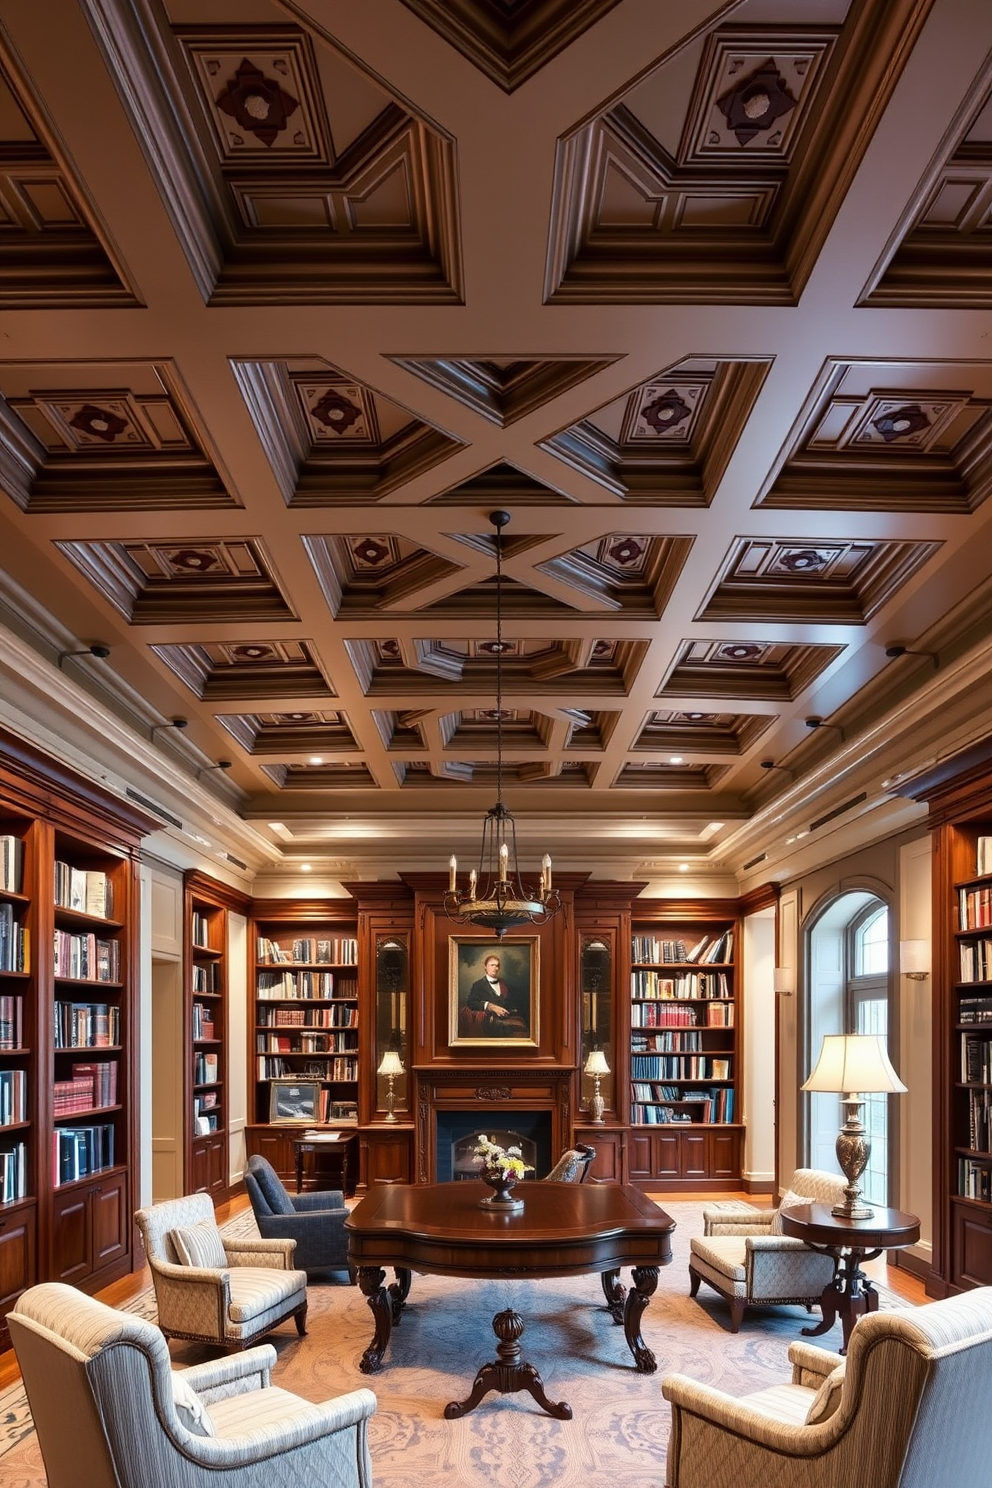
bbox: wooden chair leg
[689,1265,702,1298]
[728,1298,745,1333]
[294,1303,308,1337]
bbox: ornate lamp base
[832,1108,874,1220]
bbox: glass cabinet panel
[375,934,409,1117]
[580,936,613,1115]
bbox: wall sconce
[583,1049,610,1125]
[773,967,793,997]
[377,1050,404,1122]
[900,940,930,981]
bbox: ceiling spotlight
[885,644,939,670]
[805,716,845,739]
[57,643,111,670]
[309,756,324,766]
[150,717,189,740]
[760,759,796,779]
[300,863,312,873]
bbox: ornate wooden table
[779,1202,920,1352]
[345,1180,675,1419]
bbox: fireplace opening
[435,1110,553,1182]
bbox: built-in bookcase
[184,872,249,1200]
[626,905,743,1191]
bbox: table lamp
[377,1050,404,1123]
[583,1049,610,1125]
[801,1033,907,1220]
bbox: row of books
[0,904,27,973]
[959,886,992,931]
[962,1035,992,1085]
[959,995,992,1025]
[194,1052,219,1086]
[257,970,342,999]
[258,1056,358,1081]
[192,964,220,994]
[54,1001,120,1049]
[959,939,992,984]
[977,837,992,876]
[632,1001,734,1029]
[0,835,22,893]
[192,1003,215,1040]
[0,1068,27,1125]
[256,1004,354,1028]
[632,1087,735,1123]
[0,993,23,1049]
[631,1053,731,1080]
[630,930,734,966]
[257,936,358,966]
[53,1122,115,1186]
[632,1029,705,1053]
[965,1088,992,1153]
[54,863,112,919]
[256,1032,358,1054]
[958,1157,992,1202]
[631,970,730,1000]
[195,1112,219,1135]
[53,929,119,983]
[53,1059,117,1115]
[0,1141,26,1202]
[191,911,212,948]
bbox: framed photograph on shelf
[449,935,539,1047]
[269,1078,321,1124]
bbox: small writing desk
[292,1129,358,1197]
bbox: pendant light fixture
[443,510,562,939]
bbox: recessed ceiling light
[309,756,323,766]
[300,862,312,872]
[678,862,689,872]
[670,755,684,765]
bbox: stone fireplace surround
[415,1066,575,1184]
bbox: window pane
[855,908,888,976]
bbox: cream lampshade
[583,1049,610,1126]
[377,1050,404,1123]
[802,1033,907,1220]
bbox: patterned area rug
[0,1201,910,1487]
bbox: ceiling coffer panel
[215,710,357,755]
[659,640,845,701]
[344,637,648,695]
[151,640,334,701]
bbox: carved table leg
[801,1248,881,1354]
[623,1266,659,1372]
[444,1307,572,1420]
[601,1267,626,1324]
[389,1267,412,1323]
[357,1266,392,1374]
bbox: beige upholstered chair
[662,1287,992,1488]
[9,1282,375,1488]
[135,1191,308,1348]
[688,1167,847,1332]
[543,1143,596,1182]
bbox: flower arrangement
[473,1134,533,1183]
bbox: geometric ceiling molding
[862,70,992,306]
[0,47,136,307]
[536,533,693,616]
[261,761,378,790]
[54,538,296,624]
[215,710,357,755]
[658,639,845,701]
[385,356,621,426]
[428,459,576,505]
[757,360,992,512]
[440,707,554,751]
[633,710,774,756]
[539,360,771,503]
[396,0,624,93]
[697,536,942,624]
[303,533,464,617]
[394,759,597,787]
[420,573,583,618]
[233,360,464,505]
[88,7,462,304]
[545,2,931,304]
[345,637,648,694]
[151,640,334,700]
[0,361,234,512]
[613,761,729,790]
[562,709,621,751]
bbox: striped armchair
[9,1282,375,1488]
[688,1168,847,1332]
[662,1288,992,1488]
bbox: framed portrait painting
[449,935,539,1047]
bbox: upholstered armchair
[662,1287,992,1488]
[688,1167,847,1332]
[245,1153,351,1275]
[135,1191,308,1348]
[9,1282,375,1488]
[543,1144,596,1182]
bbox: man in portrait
[464,951,530,1036]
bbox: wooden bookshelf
[183,872,250,1201]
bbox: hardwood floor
[0,1187,928,1391]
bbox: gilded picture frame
[448,935,539,1047]
[269,1078,321,1124]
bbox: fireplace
[415,1065,575,1183]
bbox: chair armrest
[291,1190,346,1214]
[150,1262,231,1338]
[702,1202,774,1236]
[196,1388,378,1461]
[744,1235,811,1254]
[223,1237,297,1269]
[662,1374,827,1454]
[787,1340,845,1388]
[178,1344,277,1402]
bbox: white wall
[899,834,933,1270]
[742,907,776,1187]
[227,911,248,1188]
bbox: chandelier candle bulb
[449,856,457,893]
[469,868,477,898]
[499,843,508,882]
[543,855,552,892]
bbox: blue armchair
[245,1154,351,1276]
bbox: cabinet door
[682,1130,708,1178]
[51,1188,91,1283]
[90,1173,127,1273]
[365,1129,412,1185]
[0,1202,37,1341]
[627,1129,654,1181]
[246,1126,296,1181]
[952,1199,992,1288]
[708,1126,742,1179]
[191,1134,227,1196]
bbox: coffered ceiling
[2,0,992,889]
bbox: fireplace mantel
[414,1065,576,1183]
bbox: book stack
[0,1067,27,1125]
[54,863,113,918]
[53,929,119,982]
[72,1059,116,1107]
[0,903,27,973]
[631,936,689,964]
[192,1003,215,1039]
[960,995,992,1025]
[192,963,220,993]
[978,837,992,876]
[53,1123,115,1186]
[192,910,211,947]
[0,994,24,1049]
[54,1001,121,1048]
[0,1141,26,1202]
[0,834,22,892]
[194,1051,219,1085]
[53,1072,96,1116]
